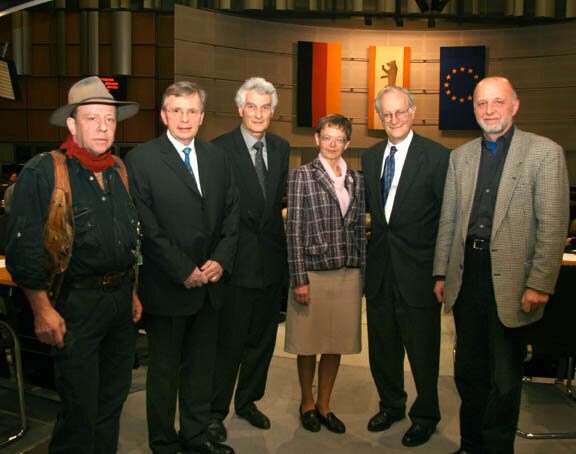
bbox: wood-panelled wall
[174,5,576,174]
[0,11,174,145]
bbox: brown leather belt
[66,268,135,291]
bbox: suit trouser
[145,302,218,454]
[50,282,136,454]
[454,246,526,454]
[366,276,441,426]
[211,283,281,419]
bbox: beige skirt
[284,268,362,355]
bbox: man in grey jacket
[433,76,569,454]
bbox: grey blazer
[433,128,569,328]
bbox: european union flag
[439,46,486,130]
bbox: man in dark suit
[207,77,290,442]
[361,86,450,448]
[126,81,239,454]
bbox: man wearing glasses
[126,81,239,454]
[361,86,450,448]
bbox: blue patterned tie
[381,145,397,206]
[253,141,267,199]
[182,147,199,192]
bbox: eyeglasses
[380,109,410,122]
[165,108,202,118]
[320,135,348,145]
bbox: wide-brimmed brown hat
[50,76,139,127]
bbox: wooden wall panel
[157,47,174,79]
[133,12,156,44]
[99,45,113,75]
[27,78,59,110]
[133,46,156,77]
[124,110,157,142]
[128,78,156,110]
[156,15,173,47]
[27,111,59,142]
[32,45,54,76]
[31,12,53,44]
[0,112,27,142]
[66,12,81,44]
[99,12,112,44]
[175,6,576,152]
[65,45,82,76]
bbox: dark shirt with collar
[467,125,515,241]
[6,151,138,290]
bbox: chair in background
[0,317,27,448]
[516,265,576,440]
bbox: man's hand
[183,267,208,288]
[521,288,549,313]
[132,292,143,323]
[200,260,223,283]
[293,285,311,305]
[434,281,445,304]
[22,289,67,348]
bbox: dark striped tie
[381,145,397,206]
[253,141,267,199]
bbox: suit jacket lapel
[159,134,202,198]
[367,143,386,224]
[492,129,524,237]
[343,168,357,226]
[231,129,267,207]
[389,134,424,225]
[460,138,482,243]
[312,159,339,204]
[264,135,281,202]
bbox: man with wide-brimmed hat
[6,76,142,454]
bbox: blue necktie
[182,147,200,192]
[253,141,267,199]
[381,145,397,206]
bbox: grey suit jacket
[433,128,569,327]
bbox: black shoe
[401,423,436,447]
[316,407,346,434]
[367,410,405,432]
[299,405,321,432]
[206,419,227,443]
[236,406,271,430]
[179,441,234,454]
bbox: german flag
[297,41,342,128]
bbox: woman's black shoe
[299,406,321,432]
[316,407,346,434]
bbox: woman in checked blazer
[285,114,366,434]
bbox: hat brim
[50,99,140,127]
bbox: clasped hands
[184,260,223,288]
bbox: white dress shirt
[380,129,414,222]
[167,130,202,196]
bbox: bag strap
[112,155,130,196]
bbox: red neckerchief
[60,135,115,173]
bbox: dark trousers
[454,246,526,454]
[211,283,281,419]
[366,277,441,426]
[145,302,218,454]
[50,283,136,454]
